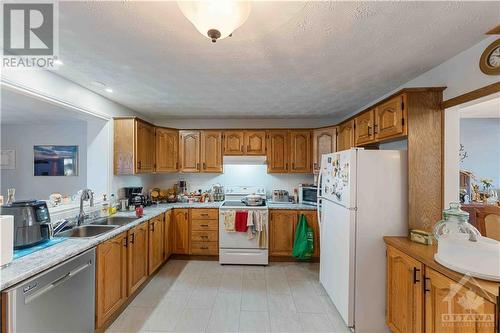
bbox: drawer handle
[201,235,208,239]
[201,224,209,227]
[201,246,208,249]
[201,214,209,217]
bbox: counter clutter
[0,202,316,291]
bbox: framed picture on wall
[0,149,16,170]
[34,145,78,176]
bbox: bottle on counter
[101,194,109,215]
[293,188,299,204]
[109,194,118,214]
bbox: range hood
[223,155,267,165]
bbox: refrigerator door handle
[317,169,323,231]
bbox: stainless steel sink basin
[55,225,117,238]
[91,216,137,226]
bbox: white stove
[219,186,268,265]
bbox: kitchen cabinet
[289,130,312,173]
[172,209,190,254]
[179,130,201,172]
[269,210,297,256]
[337,120,355,151]
[386,246,423,333]
[127,222,149,296]
[267,130,289,173]
[148,215,164,274]
[244,130,266,155]
[164,210,172,261]
[424,267,495,333]
[96,232,128,328]
[201,130,223,173]
[113,118,155,175]
[223,131,245,155]
[354,110,375,146]
[375,94,407,141]
[190,208,219,255]
[312,127,336,173]
[156,128,178,172]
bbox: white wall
[460,118,500,189]
[1,122,87,200]
[152,164,314,198]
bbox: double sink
[55,216,138,238]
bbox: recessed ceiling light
[91,81,106,88]
[105,88,113,93]
[54,59,63,65]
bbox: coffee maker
[122,187,145,206]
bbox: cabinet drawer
[191,219,218,231]
[191,209,218,220]
[191,230,218,242]
[190,242,218,255]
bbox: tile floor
[106,260,350,333]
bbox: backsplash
[151,164,314,197]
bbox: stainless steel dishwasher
[2,248,95,333]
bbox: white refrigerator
[317,148,407,332]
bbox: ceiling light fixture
[54,59,63,65]
[177,1,251,43]
[105,88,113,93]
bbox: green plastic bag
[292,214,314,260]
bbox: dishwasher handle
[24,260,93,304]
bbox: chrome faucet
[78,189,94,226]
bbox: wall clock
[479,38,500,75]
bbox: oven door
[219,210,268,249]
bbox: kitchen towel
[247,211,256,239]
[223,211,236,232]
[235,211,249,232]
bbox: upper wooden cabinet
[386,246,423,333]
[289,130,311,173]
[223,131,245,155]
[201,131,223,173]
[244,131,266,155]
[354,110,375,146]
[267,130,289,173]
[114,118,155,175]
[337,120,355,151]
[312,127,336,173]
[375,94,407,141]
[156,128,178,172]
[179,130,201,172]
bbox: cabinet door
[135,120,155,173]
[375,95,407,140]
[244,131,266,155]
[300,210,320,257]
[96,232,128,328]
[289,130,312,173]
[172,209,190,254]
[424,267,496,333]
[223,131,245,155]
[269,210,297,256]
[179,131,200,172]
[337,120,355,151]
[354,110,375,145]
[164,210,172,261]
[127,222,148,295]
[148,216,164,274]
[386,246,423,333]
[156,128,178,172]
[312,127,336,173]
[267,130,289,173]
[201,131,223,173]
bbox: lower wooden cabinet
[190,208,219,255]
[386,246,423,333]
[164,210,172,260]
[96,232,128,328]
[148,215,164,274]
[127,222,149,296]
[386,245,497,333]
[172,209,190,254]
[269,210,319,257]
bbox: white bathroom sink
[435,235,500,281]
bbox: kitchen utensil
[272,190,290,203]
[0,215,14,266]
[241,193,265,206]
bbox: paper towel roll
[1,215,14,266]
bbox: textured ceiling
[53,1,500,120]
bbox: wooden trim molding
[442,81,500,109]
